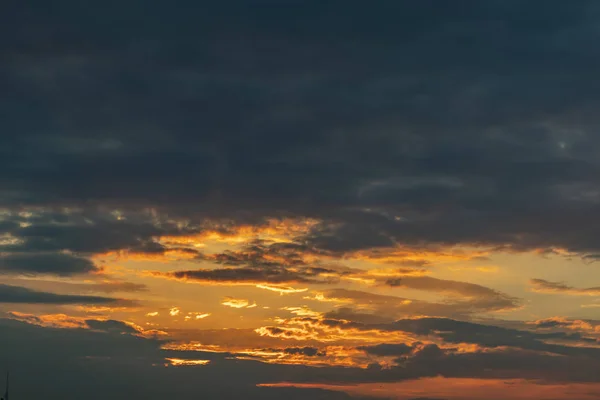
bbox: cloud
[0,252,98,275]
[0,209,186,255]
[358,343,413,357]
[2,1,600,261]
[222,297,256,308]
[0,284,136,305]
[383,276,520,312]
[531,317,598,332]
[389,317,600,357]
[154,267,327,289]
[313,287,518,320]
[282,347,324,357]
[5,311,600,399]
[255,313,600,363]
[530,278,600,296]
[157,240,364,287]
[0,316,378,399]
[4,1,600,397]
[82,281,148,293]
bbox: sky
[2,1,600,399]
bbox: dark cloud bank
[2,0,600,258]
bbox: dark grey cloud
[0,208,203,277]
[282,346,323,357]
[266,314,600,360]
[0,252,98,275]
[389,317,600,357]
[84,319,143,335]
[159,239,360,286]
[0,284,135,305]
[398,344,600,383]
[358,343,413,357]
[162,267,328,285]
[3,314,600,400]
[1,1,600,259]
[0,317,380,400]
[0,209,199,255]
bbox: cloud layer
[3,1,600,399]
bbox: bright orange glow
[158,218,320,248]
[259,378,600,400]
[8,311,87,329]
[222,297,256,308]
[166,358,211,366]
[255,284,308,294]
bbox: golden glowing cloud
[158,218,320,249]
[281,306,322,317]
[222,297,256,308]
[255,284,308,294]
[166,358,211,366]
[8,312,87,329]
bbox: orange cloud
[8,311,87,329]
[255,284,309,294]
[222,297,256,308]
[256,315,418,345]
[7,311,167,338]
[165,358,210,366]
[530,316,597,332]
[93,249,198,263]
[158,218,320,248]
[281,306,322,317]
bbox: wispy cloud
[530,279,600,296]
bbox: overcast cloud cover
[2,1,600,399]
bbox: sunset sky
[3,2,600,399]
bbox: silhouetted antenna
[2,371,8,400]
